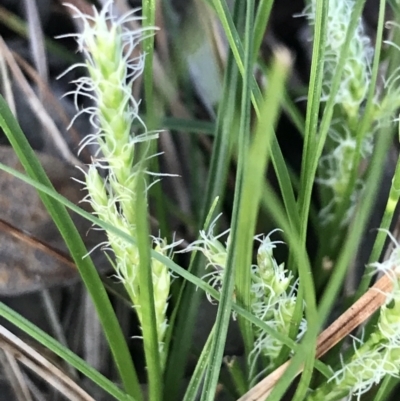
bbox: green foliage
[1,0,400,400]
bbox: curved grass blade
[0,160,298,350]
[182,326,215,401]
[163,5,242,399]
[0,302,134,401]
[200,47,292,401]
[0,94,143,401]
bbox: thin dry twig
[0,325,95,401]
[0,348,33,401]
[23,0,49,83]
[0,218,77,271]
[12,51,91,164]
[0,37,81,166]
[0,49,16,116]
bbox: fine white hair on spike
[378,228,400,249]
[83,241,110,259]
[56,62,87,80]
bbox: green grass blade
[252,0,274,63]
[142,0,156,125]
[142,0,170,238]
[0,302,134,401]
[211,0,299,248]
[285,4,369,397]
[0,94,143,401]
[224,356,248,397]
[317,126,394,349]
[165,36,237,400]
[352,0,394,300]
[296,0,328,248]
[282,91,306,137]
[373,376,398,401]
[233,0,255,365]
[163,5,242,399]
[260,180,318,399]
[199,49,240,221]
[200,1,252,396]
[211,0,263,110]
[354,153,400,300]
[0,159,298,349]
[135,172,162,401]
[327,0,386,248]
[270,136,300,230]
[200,47,291,400]
[282,3,329,398]
[158,117,215,135]
[298,0,367,240]
[182,327,215,401]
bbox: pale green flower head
[255,233,291,297]
[304,0,375,229]
[378,294,400,344]
[317,132,357,197]
[151,238,174,347]
[63,1,175,358]
[306,0,373,118]
[182,218,306,381]
[184,215,229,270]
[63,1,153,169]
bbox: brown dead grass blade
[0,348,33,401]
[0,218,76,271]
[0,324,94,401]
[12,51,90,164]
[23,0,49,83]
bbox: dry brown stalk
[0,325,94,401]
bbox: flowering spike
[65,1,172,359]
[180,216,305,381]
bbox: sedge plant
[62,6,179,394]
[1,1,400,401]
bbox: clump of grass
[1,1,400,401]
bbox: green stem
[135,172,162,401]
